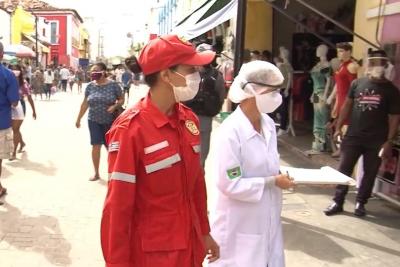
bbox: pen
[286,171,294,181]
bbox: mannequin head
[336,42,352,62]
[279,47,290,63]
[316,44,328,59]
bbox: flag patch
[227,166,242,180]
[109,141,120,152]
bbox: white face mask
[255,91,282,113]
[247,85,282,113]
[369,66,385,78]
[170,71,201,102]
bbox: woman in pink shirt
[9,64,37,160]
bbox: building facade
[156,0,204,35]
[32,9,84,68]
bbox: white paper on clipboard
[280,166,355,185]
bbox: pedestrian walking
[53,66,60,90]
[209,61,294,267]
[59,65,69,92]
[100,34,219,267]
[75,62,124,181]
[43,68,55,100]
[24,62,32,84]
[184,43,225,167]
[324,50,400,217]
[9,64,37,160]
[31,68,44,100]
[76,66,84,94]
[121,67,133,105]
[0,42,20,201]
[68,69,75,92]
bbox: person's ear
[159,69,172,84]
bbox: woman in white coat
[210,61,294,267]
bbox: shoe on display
[324,202,343,216]
[354,202,366,217]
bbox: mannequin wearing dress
[310,44,331,152]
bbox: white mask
[170,72,201,102]
[255,91,282,113]
[369,66,385,78]
[247,85,282,113]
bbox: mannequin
[333,43,358,157]
[276,46,295,136]
[309,44,331,152]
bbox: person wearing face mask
[184,43,226,168]
[324,50,400,217]
[209,61,294,267]
[75,62,124,181]
[100,35,219,267]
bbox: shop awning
[172,0,238,40]
[22,34,50,53]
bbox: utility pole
[35,15,39,67]
[233,0,247,76]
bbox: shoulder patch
[115,109,140,129]
[227,166,242,180]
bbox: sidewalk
[277,121,340,169]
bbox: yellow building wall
[353,0,385,60]
[245,1,273,51]
[11,6,35,44]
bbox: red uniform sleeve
[193,169,211,235]
[101,126,137,267]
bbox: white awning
[22,34,50,53]
[172,0,237,40]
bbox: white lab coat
[209,107,285,267]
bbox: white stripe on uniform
[145,153,181,174]
[109,172,136,183]
[144,141,169,154]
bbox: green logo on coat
[227,167,241,180]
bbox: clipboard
[280,166,355,186]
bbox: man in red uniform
[101,35,219,267]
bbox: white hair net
[228,60,284,103]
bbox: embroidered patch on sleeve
[227,166,242,180]
[109,141,120,152]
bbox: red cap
[138,35,216,75]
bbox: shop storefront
[354,0,400,204]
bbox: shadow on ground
[282,216,400,264]
[0,201,71,265]
[5,152,57,177]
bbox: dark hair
[262,50,272,61]
[94,62,107,71]
[336,42,352,51]
[251,50,260,55]
[125,55,178,87]
[243,49,251,62]
[9,64,24,86]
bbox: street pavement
[0,84,399,267]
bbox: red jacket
[101,95,210,267]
